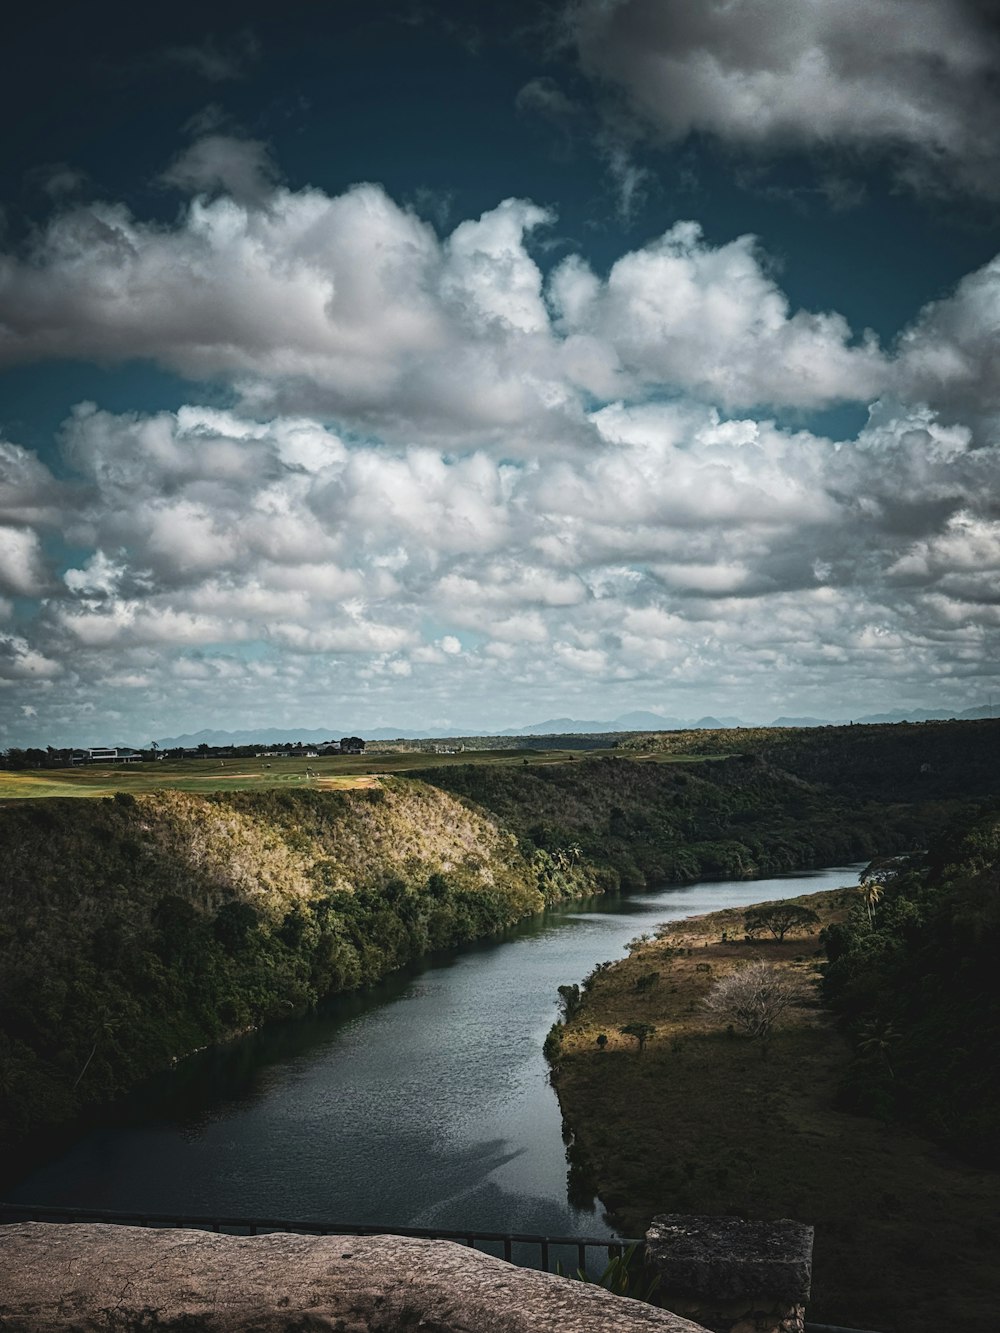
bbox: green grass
[550,888,1000,1333]
[0,746,633,800]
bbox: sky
[2,0,1000,746]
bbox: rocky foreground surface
[0,1222,708,1332]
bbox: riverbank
[0,746,915,1157]
[2,865,866,1233]
[0,779,598,1156]
[547,885,1000,1333]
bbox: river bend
[7,864,861,1237]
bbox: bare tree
[703,960,807,1040]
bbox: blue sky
[2,0,1000,745]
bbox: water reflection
[7,864,862,1237]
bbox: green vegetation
[619,1020,656,1052]
[546,828,1000,1333]
[556,1242,661,1303]
[743,902,820,940]
[620,717,1000,804]
[419,753,924,888]
[0,779,594,1157]
[822,813,1000,1161]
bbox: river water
[6,864,861,1238]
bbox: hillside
[0,780,593,1158]
[418,753,929,888]
[618,717,1000,803]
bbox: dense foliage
[0,780,575,1156]
[419,754,919,888]
[619,718,1000,804]
[822,810,1000,1161]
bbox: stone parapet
[0,1221,711,1332]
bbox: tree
[860,877,883,926]
[857,857,904,925]
[703,961,806,1040]
[856,1019,900,1078]
[558,983,582,1020]
[620,1021,655,1053]
[743,902,820,941]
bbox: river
[5,864,862,1239]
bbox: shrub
[703,960,807,1039]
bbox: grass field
[551,888,1000,1333]
[0,745,722,800]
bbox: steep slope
[0,780,573,1153]
[420,755,918,888]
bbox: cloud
[0,632,60,682]
[550,221,886,408]
[160,135,281,205]
[162,31,260,82]
[0,178,900,441]
[0,441,66,526]
[0,385,988,739]
[515,76,583,161]
[888,512,1000,605]
[893,253,1000,438]
[25,163,89,199]
[0,525,50,596]
[2,161,1000,737]
[566,0,1000,195]
[515,77,581,126]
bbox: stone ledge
[645,1215,814,1305]
[0,1222,711,1332]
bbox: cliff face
[0,780,560,1152]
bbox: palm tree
[860,877,883,926]
[857,1019,900,1077]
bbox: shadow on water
[5,864,863,1237]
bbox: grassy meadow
[547,886,1000,1333]
[0,744,726,801]
[0,747,586,799]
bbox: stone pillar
[645,1214,814,1333]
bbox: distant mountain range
[154,704,997,749]
[496,710,744,735]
